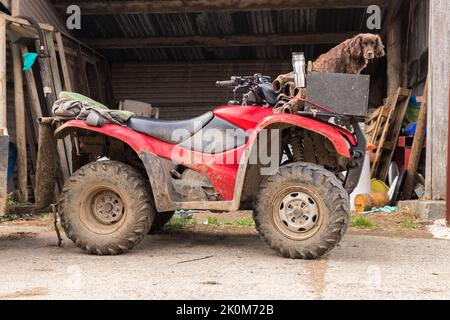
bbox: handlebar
[216,74,271,89]
[216,80,236,88]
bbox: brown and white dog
[313,33,385,74]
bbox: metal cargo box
[306,72,370,118]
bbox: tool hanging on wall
[16,16,49,57]
[6,16,49,71]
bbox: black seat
[126,112,214,144]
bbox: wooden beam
[93,62,104,102]
[46,32,62,96]
[12,43,28,201]
[60,28,105,59]
[0,13,54,31]
[21,46,42,138]
[384,0,404,26]
[0,128,8,216]
[402,80,428,200]
[46,31,73,176]
[77,44,90,96]
[54,0,389,15]
[35,36,70,184]
[0,18,5,129]
[55,32,73,92]
[386,18,402,96]
[0,18,7,216]
[0,0,10,11]
[82,32,357,49]
[426,0,450,201]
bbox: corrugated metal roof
[76,9,368,38]
[60,8,380,62]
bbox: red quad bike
[36,73,367,260]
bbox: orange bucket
[354,193,389,213]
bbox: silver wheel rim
[92,191,125,225]
[278,191,320,234]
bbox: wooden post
[426,0,450,201]
[0,18,6,129]
[35,39,55,116]
[11,44,28,201]
[11,0,27,201]
[93,62,104,102]
[403,80,428,200]
[76,44,91,96]
[21,46,42,138]
[45,32,62,97]
[55,32,73,92]
[387,19,403,97]
[0,17,8,216]
[0,127,8,216]
[46,32,73,175]
[35,37,70,183]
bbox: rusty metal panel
[306,72,370,117]
[0,129,9,216]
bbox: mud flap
[344,119,367,194]
[0,128,9,216]
[35,119,59,210]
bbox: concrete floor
[0,224,449,300]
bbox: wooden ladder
[370,88,412,181]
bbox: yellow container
[371,179,390,193]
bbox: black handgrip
[216,80,235,88]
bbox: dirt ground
[0,210,449,300]
[192,210,433,239]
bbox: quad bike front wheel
[59,161,154,255]
[253,162,350,259]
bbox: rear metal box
[306,72,370,118]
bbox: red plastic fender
[214,106,353,158]
[55,120,243,201]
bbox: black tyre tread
[59,161,153,255]
[253,162,350,260]
[149,212,175,233]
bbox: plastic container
[354,193,390,213]
[349,150,371,211]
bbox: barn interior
[0,0,445,220]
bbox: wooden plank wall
[406,0,429,95]
[112,61,291,120]
[426,0,450,200]
[19,0,67,32]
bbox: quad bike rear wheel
[253,162,350,259]
[59,161,154,255]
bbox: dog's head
[349,33,385,60]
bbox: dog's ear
[375,35,385,58]
[348,35,363,58]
